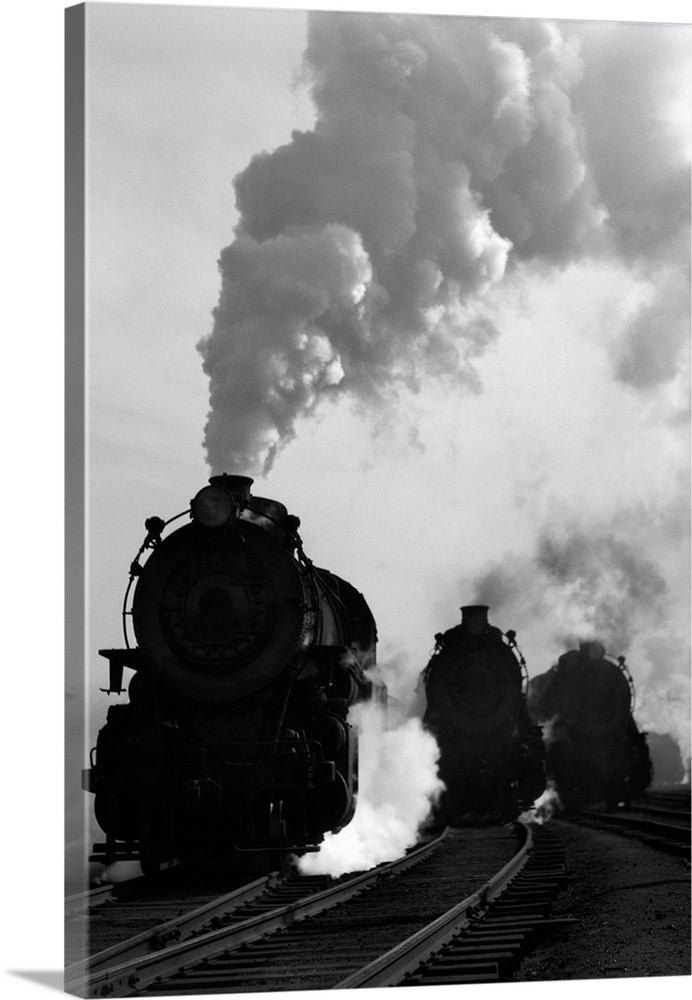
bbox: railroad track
[642,785,691,817]
[65,867,265,966]
[66,833,450,997]
[570,786,691,860]
[66,883,117,920]
[66,882,124,967]
[339,821,574,988]
[66,821,571,995]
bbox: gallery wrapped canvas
[62,2,689,998]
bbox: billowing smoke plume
[298,699,443,877]
[198,13,689,475]
[196,11,689,783]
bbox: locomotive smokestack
[460,605,489,624]
[578,640,605,660]
[209,474,254,503]
[460,605,489,636]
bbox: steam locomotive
[82,475,381,874]
[527,641,652,811]
[422,606,546,825]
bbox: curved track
[568,785,691,859]
[66,821,572,995]
[67,833,450,996]
[337,821,572,988]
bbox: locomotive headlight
[191,485,237,528]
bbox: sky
[3,0,691,997]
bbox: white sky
[3,1,691,998]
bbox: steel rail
[575,809,691,860]
[634,804,692,822]
[64,871,279,992]
[579,810,691,840]
[68,830,449,998]
[65,885,115,919]
[645,787,691,805]
[333,819,534,989]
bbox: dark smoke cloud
[200,14,516,474]
[473,521,667,654]
[198,13,689,475]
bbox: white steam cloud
[198,14,688,476]
[519,780,563,825]
[298,699,443,877]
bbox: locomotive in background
[527,641,652,811]
[82,475,382,874]
[422,605,546,825]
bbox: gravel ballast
[516,818,690,982]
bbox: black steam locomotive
[422,606,546,825]
[527,641,652,811]
[82,475,381,874]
